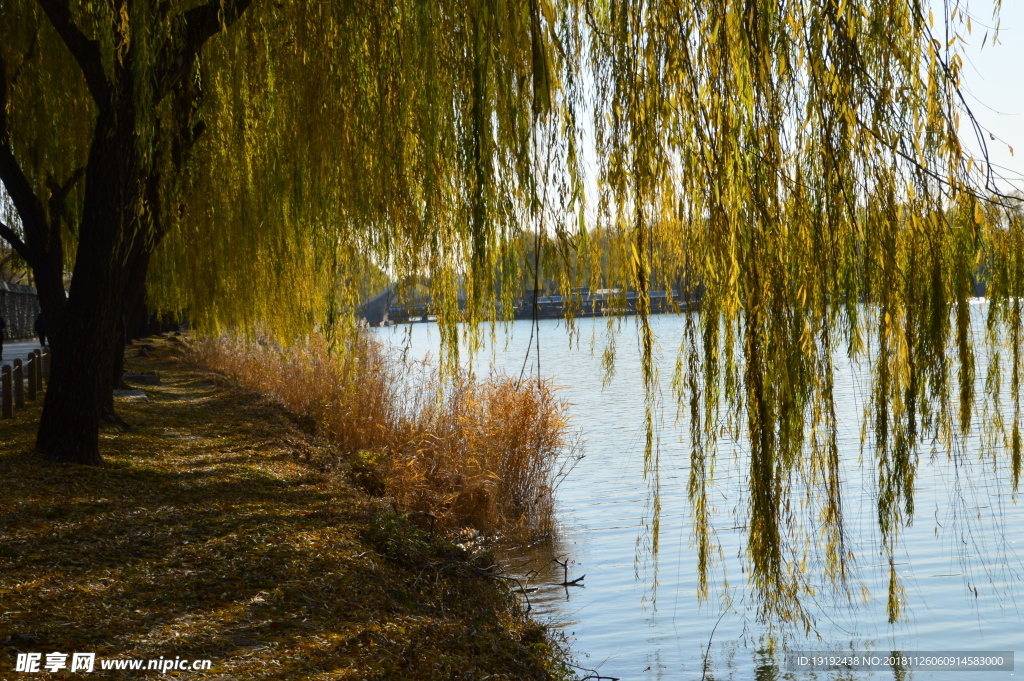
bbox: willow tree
[1,0,260,462]
[0,0,576,462]
[1,0,1019,628]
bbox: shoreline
[0,337,573,679]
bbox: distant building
[0,281,40,339]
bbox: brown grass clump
[190,332,580,539]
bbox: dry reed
[190,332,580,539]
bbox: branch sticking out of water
[565,661,620,681]
[553,556,585,586]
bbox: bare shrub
[191,332,580,539]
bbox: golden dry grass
[0,338,572,680]
[191,333,581,540]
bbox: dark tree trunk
[35,280,67,351]
[0,51,70,354]
[102,250,152,419]
[36,103,142,464]
[123,255,152,344]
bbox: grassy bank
[0,337,572,679]
[191,334,581,540]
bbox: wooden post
[34,349,43,388]
[13,359,23,408]
[42,347,50,381]
[2,366,11,419]
[26,355,36,402]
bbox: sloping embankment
[0,337,572,680]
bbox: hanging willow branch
[586,0,1021,627]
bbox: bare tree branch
[0,49,46,269]
[34,0,111,107]
[155,0,256,103]
[8,25,40,88]
[0,219,32,265]
[46,166,85,208]
[44,166,84,263]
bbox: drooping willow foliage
[1,0,1021,628]
[586,0,1022,627]
[142,0,586,374]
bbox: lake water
[375,311,1024,680]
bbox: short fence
[0,281,40,339]
[1,347,49,419]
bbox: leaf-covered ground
[0,337,571,679]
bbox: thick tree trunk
[36,105,141,464]
[122,256,151,344]
[35,280,67,351]
[39,275,126,463]
[101,251,151,419]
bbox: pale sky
[956,0,1024,191]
